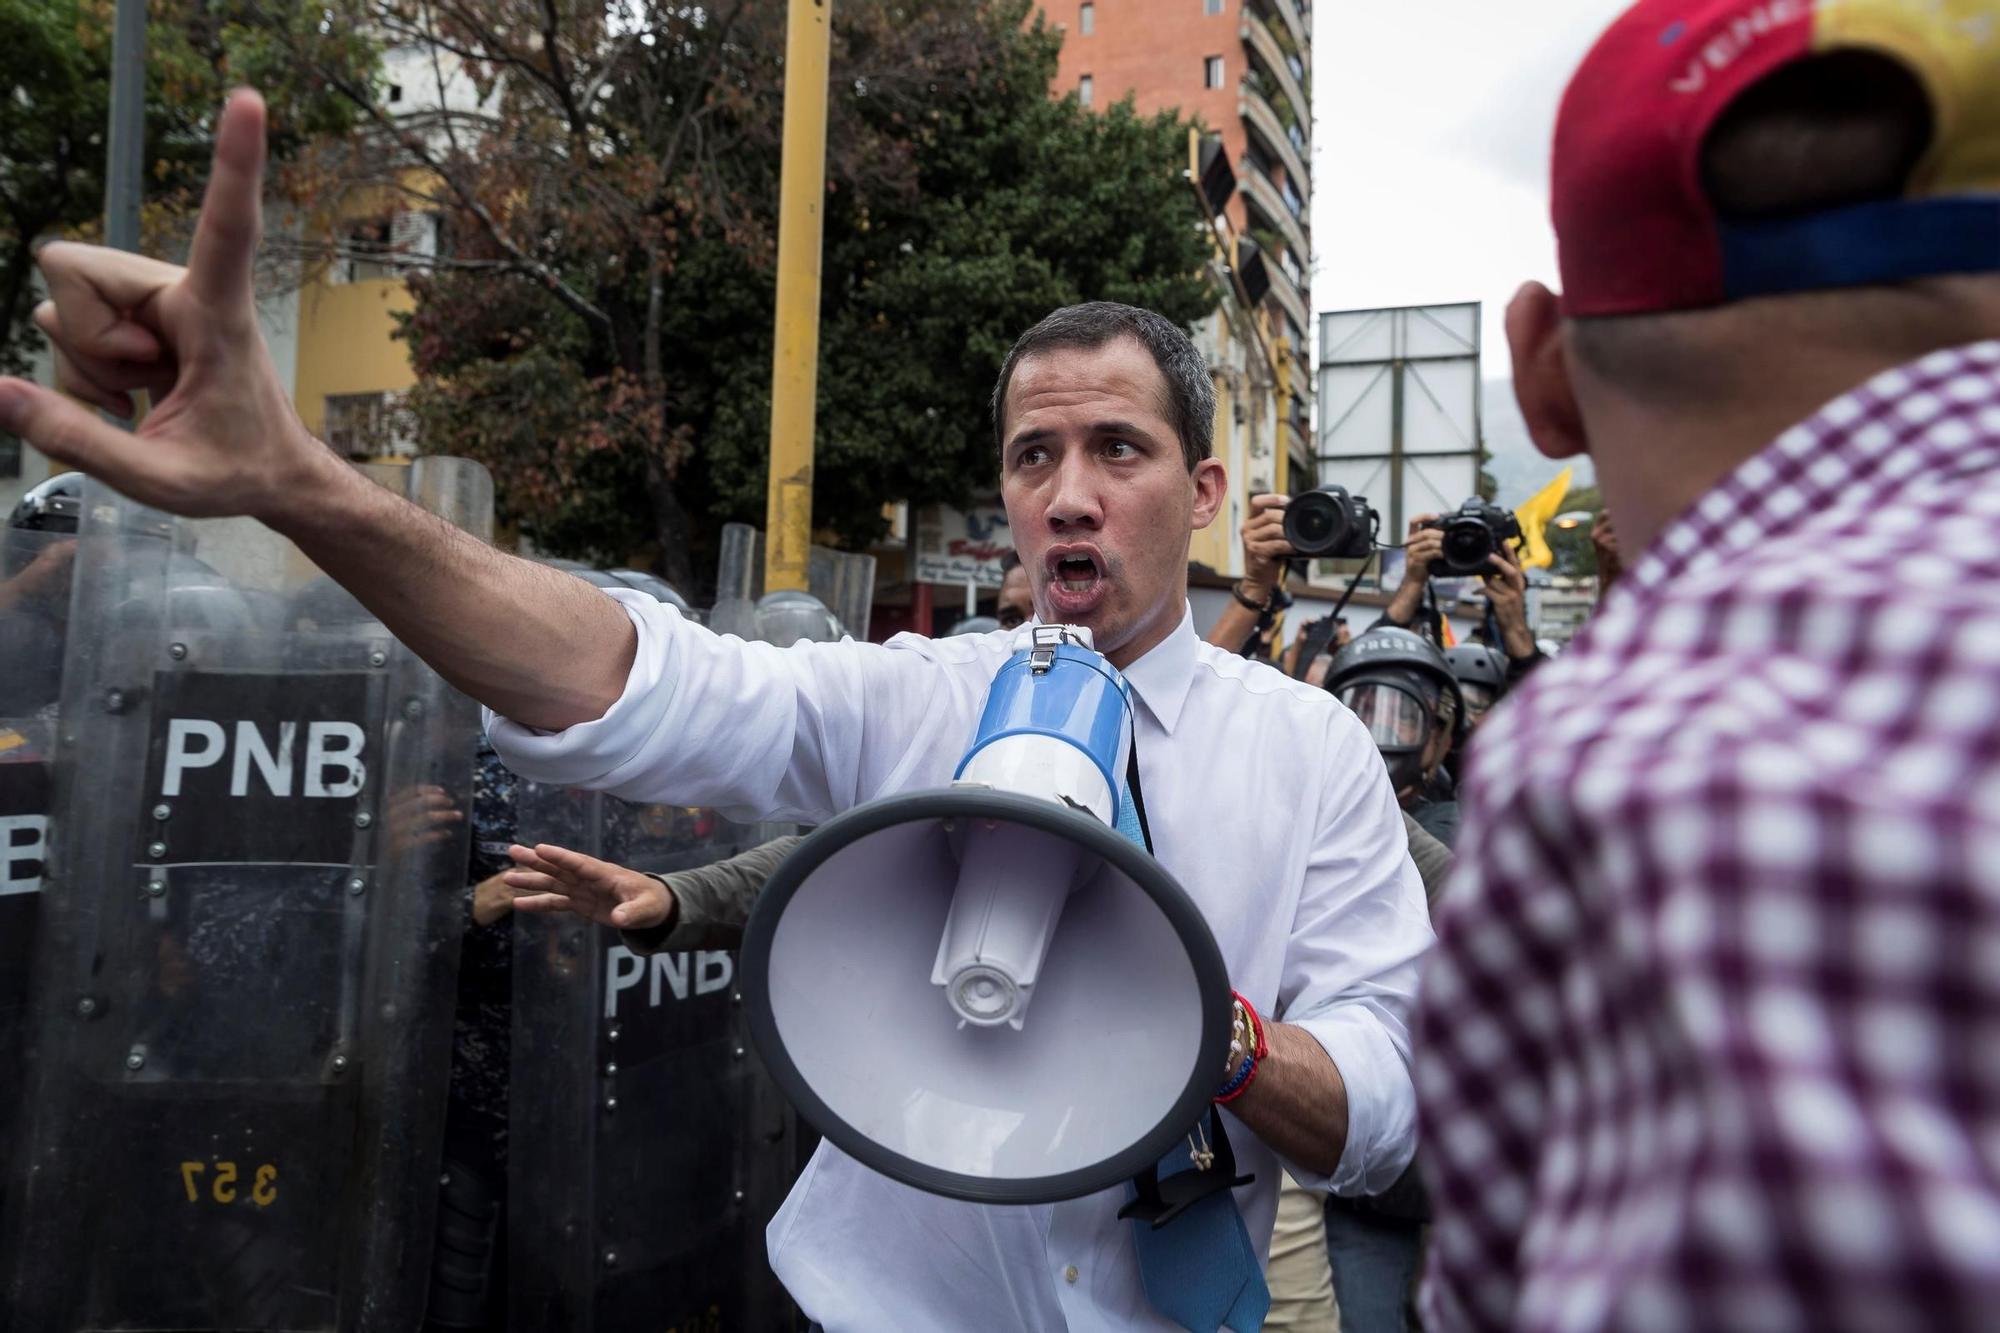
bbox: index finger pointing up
[187,89,268,310]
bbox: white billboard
[1315,303,1483,541]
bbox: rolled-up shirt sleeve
[1277,709,1432,1197]
[485,590,979,823]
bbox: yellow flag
[1513,467,1573,570]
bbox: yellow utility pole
[764,0,833,593]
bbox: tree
[0,0,376,377]
[349,0,1213,588]
[1548,483,1602,577]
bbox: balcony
[1284,416,1313,489]
[1251,0,1309,65]
[1238,155,1309,269]
[1262,253,1310,353]
[1239,79,1310,208]
[1241,16,1311,162]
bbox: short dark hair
[1572,51,1939,391]
[991,302,1215,471]
[998,548,1022,574]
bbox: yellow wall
[292,277,417,435]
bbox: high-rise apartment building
[1036,0,1314,574]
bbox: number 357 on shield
[180,1160,278,1207]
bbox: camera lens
[1285,486,1375,559]
[1440,518,1493,576]
[1287,496,1338,550]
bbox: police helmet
[9,472,83,534]
[603,567,693,614]
[1443,642,1509,720]
[547,559,691,611]
[1323,626,1466,790]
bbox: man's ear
[1506,281,1590,461]
[1190,458,1227,529]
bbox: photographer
[1379,510,1545,685]
[1203,492,1292,658]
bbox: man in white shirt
[0,92,1431,1330]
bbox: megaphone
[742,625,1232,1204]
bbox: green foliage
[392,0,1215,581]
[1549,483,1602,577]
[0,0,376,375]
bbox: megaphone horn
[742,626,1232,1204]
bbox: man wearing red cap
[1417,0,2000,1327]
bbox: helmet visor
[1337,682,1430,750]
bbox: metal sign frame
[1314,303,1484,544]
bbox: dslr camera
[1282,485,1379,560]
[1420,499,1523,578]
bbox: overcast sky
[1306,0,1629,502]
[1308,0,1630,377]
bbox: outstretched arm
[0,91,634,731]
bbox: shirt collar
[1115,604,1199,735]
[1626,340,2000,602]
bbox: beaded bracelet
[1214,1054,1257,1102]
[1215,991,1268,1104]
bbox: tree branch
[264,21,613,333]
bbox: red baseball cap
[1553,0,2000,316]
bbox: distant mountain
[1483,379,1593,507]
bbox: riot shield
[1,460,493,1332]
[0,520,73,1226]
[507,789,799,1333]
[707,522,877,643]
[505,558,877,1332]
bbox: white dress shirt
[489,599,1431,1332]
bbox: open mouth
[1054,555,1101,593]
[1043,546,1109,615]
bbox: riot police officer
[1323,627,1465,848]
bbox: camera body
[1283,485,1379,560]
[1421,499,1522,578]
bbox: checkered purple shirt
[1415,341,2000,1331]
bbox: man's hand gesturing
[504,843,677,933]
[0,90,337,526]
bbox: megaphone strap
[1123,743,1154,854]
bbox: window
[1079,2,1094,34]
[332,219,393,284]
[387,83,404,104]
[1204,55,1225,89]
[0,433,20,480]
[1079,74,1094,106]
[1205,0,1224,14]
[330,211,439,284]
